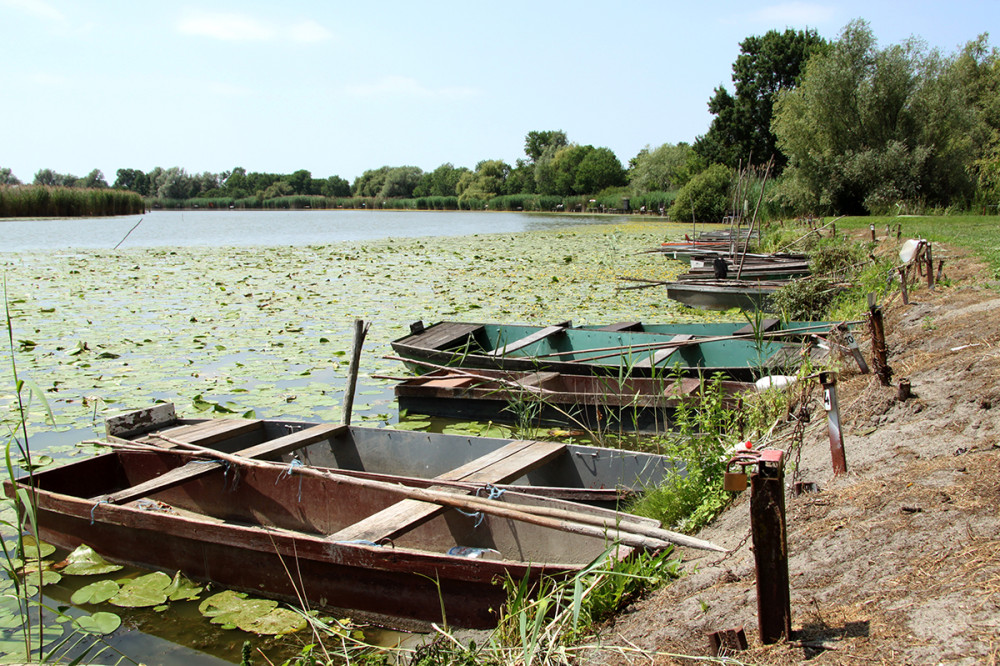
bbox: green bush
[769,278,841,320]
[668,164,731,222]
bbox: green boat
[391,320,832,381]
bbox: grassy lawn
[835,215,1000,276]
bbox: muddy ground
[588,241,1000,664]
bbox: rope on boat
[90,499,109,525]
[277,458,305,502]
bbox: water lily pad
[19,562,61,587]
[236,606,307,635]
[199,590,276,627]
[74,611,122,635]
[109,572,171,608]
[19,536,56,560]
[165,571,203,602]
[61,545,123,576]
[71,579,120,605]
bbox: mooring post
[869,223,876,242]
[820,371,847,475]
[898,267,910,305]
[925,242,935,290]
[868,295,892,386]
[342,318,371,425]
[750,449,792,644]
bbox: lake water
[0,209,629,251]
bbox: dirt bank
[590,242,1000,664]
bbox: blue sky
[1,0,996,184]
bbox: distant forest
[2,20,998,220]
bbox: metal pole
[868,296,892,387]
[820,371,847,475]
[750,450,791,644]
[898,267,909,305]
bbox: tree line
[2,19,997,219]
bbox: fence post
[750,449,792,644]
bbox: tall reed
[0,186,145,218]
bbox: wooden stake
[868,296,892,387]
[898,267,910,305]
[342,319,370,425]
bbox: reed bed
[0,186,145,218]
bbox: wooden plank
[329,440,565,543]
[593,322,643,332]
[488,325,566,357]
[105,403,177,439]
[403,323,483,350]
[98,423,347,505]
[422,377,476,389]
[518,371,560,388]
[633,335,694,369]
[734,318,780,336]
[134,419,264,448]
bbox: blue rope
[456,508,485,528]
[276,459,304,502]
[90,499,109,525]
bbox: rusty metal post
[868,296,892,386]
[925,242,934,290]
[869,223,876,241]
[820,372,847,475]
[898,267,909,305]
[750,450,791,644]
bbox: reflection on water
[0,209,629,251]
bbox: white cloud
[0,0,65,22]
[746,2,836,26]
[346,76,478,100]
[176,9,332,43]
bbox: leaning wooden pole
[342,319,370,425]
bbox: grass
[0,186,145,218]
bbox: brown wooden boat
[8,413,666,629]
[391,369,750,432]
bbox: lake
[0,209,630,251]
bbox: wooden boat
[578,318,835,338]
[102,403,679,506]
[392,369,750,432]
[391,320,815,380]
[663,279,786,311]
[8,428,665,629]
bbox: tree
[0,168,21,186]
[353,166,391,197]
[150,167,194,200]
[953,34,1000,204]
[75,169,108,189]
[573,147,626,194]
[321,175,351,198]
[33,169,77,187]
[378,166,423,199]
[114,168,150,195]
[695,28,827,171]
[286,169,316,195]
[413,163,469,198]
[457,160,511,202]
[773,20,979,214]
[524,130,568,163]
[628,143,699,193]
[668,164,732,222]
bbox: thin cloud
[746,2,836,25]
[0,0,65,22]
[346,76,478,100]
[176,9,332,43]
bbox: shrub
[668,164,731,222]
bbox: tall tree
[75,169,109,189]
[695,28,827,171]
[524,130,568,163]
[774,20,980,214]
[629,143,700,193]
[573,147,627,194]
[0,168,22,186]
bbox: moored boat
[391,368,750,432]
[8,438,665,629]
[390,320,819,380]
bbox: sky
[1,0,997,185]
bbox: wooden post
[750,450,791,644]
[869,223,876,241]
[936,259,945,283]
[342,319,370,425]
[820,371,847,475]
[868,296,892,387]
[898,267,909,305]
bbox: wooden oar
[136,434,726,553]
[380,356,559,394]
